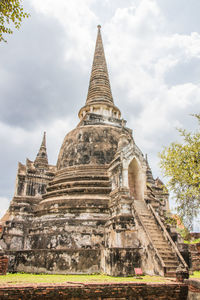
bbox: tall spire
[34,132,48,169]
[78,25,121,120]
[86,25,113,105]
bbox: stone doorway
[128,158,143,201]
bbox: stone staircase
[134,200,181,277]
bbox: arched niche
[128,157,144,201]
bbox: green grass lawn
[191,271,200,278]
[0,273,171,285]
[0,271,199,285]
[184,238,200,244]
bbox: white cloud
[30,0,97,66]
[104,2,200,133]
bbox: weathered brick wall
[0,254,8,275]
[0,282,188,300]
[189,233,200,240]
[185,279,200,300]
[189,243,200,271]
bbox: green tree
[159,114,200,230]
[0,0,29,42]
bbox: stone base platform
[6,249,101,274]
[6,248,142,276]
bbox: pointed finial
[97,25,101,30]
[34,132,48,169]
[41,131,46,147]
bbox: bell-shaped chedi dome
[57,126,120,169]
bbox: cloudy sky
[0,0,200,229]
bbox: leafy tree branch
[159,114,200,230]
[0,0,29,42]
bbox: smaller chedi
[0,26,188,277]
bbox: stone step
[160,251,176,256]
[142,219,157,223]
[151,240,167,244]
[142,222,157,226]
[148,229,163,233]
[49,175,110,186]
[149,234,164,238]
[152,240,167,245]
[152,238,168,242]
[44,186,112,198]
[142,219,156,222]
[159,252,177,258]
[148,229,162,235]
[143,225,158,229]
[164,271,176,278]
[148,230,163,234]
[163,259,179,265]
[145,228,160,232]
[164,260,179,266]
[155,246,173,252]
[162,258,177,263]
[139,214,152,218]
[150,235,166,240]
[152,237,168,241]
[166,266,178,273]
[150,237,165,241]
[47,180,111,192]
[155,243,172,248]
[144,229,160,234]
[138,212,151,216]
[153,242,169,247]
[151,234,165,237]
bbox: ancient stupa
[0,26,188,276]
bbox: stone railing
[149,204,188,269]
[132,204,166,271]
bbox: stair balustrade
[149,204,188,269]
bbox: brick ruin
[0,25,189,277]
[0,282,189,300]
